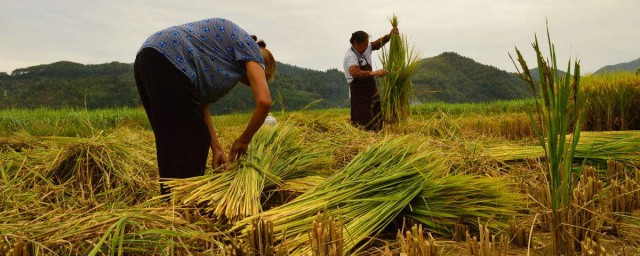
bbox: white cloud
[0,0,638,74]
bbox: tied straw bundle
[380,14,420,125]
[163,124,331,223]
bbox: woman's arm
[229,61,272,161]
[371,28,399,51]
[202,103,227,169]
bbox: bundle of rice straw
[406,174,522,236]
[233,137,446,254]
[379,14,420,124]
[164,124,332,223]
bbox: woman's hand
[371,69,389,77]
[228,61,271,162]
[390,27,399,35]
[229,139,249,162]
[211,147,228,170]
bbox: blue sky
[1,0,638,74]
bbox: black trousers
[134,48,210,195]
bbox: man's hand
[229,139,249,162]
[390,28,399,35]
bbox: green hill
[1,53,536,113]
[412,52,530,103]
[0,61,137,109]
[595,57,640,74]
[0,61,347,114]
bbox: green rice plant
[379,14,420,124]
[0,108,150,137]
[233,137,445,254]
[215,124,331,222]
[510,21,583,254]
[579,71,640,131]
[412,99,534,116]
[456,113,536,140]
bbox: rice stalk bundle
[234,137,446,254]
[0,206,225,255]
[38,132,157,205]
[215,124,331,222]
[484,131,640,166]
[379,14,420,124]
[406,174,522,236]
[164,124,330,222]
[160,171,236,212]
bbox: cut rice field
[1,93,639,255]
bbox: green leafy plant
[510,20,583,254]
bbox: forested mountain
[0,52,537,113]
[0,61,347,114]
[595,57,640,74]
[412,52,530,103]
[0,61,138,109]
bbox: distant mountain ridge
[595,57,640,74]
[0,52,572,112]
[412,52,530,103]
[0,61,347,113]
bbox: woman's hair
[349,31,369,45]
[251,35,276,82]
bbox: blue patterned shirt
[138,18,264,103]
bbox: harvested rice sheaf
[379,14,420,125]
[165,124,332,223]
[234,137,522,254]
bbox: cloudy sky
[1,0,638,74]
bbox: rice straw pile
[1,206,225,255]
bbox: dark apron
[349,49,382,131]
